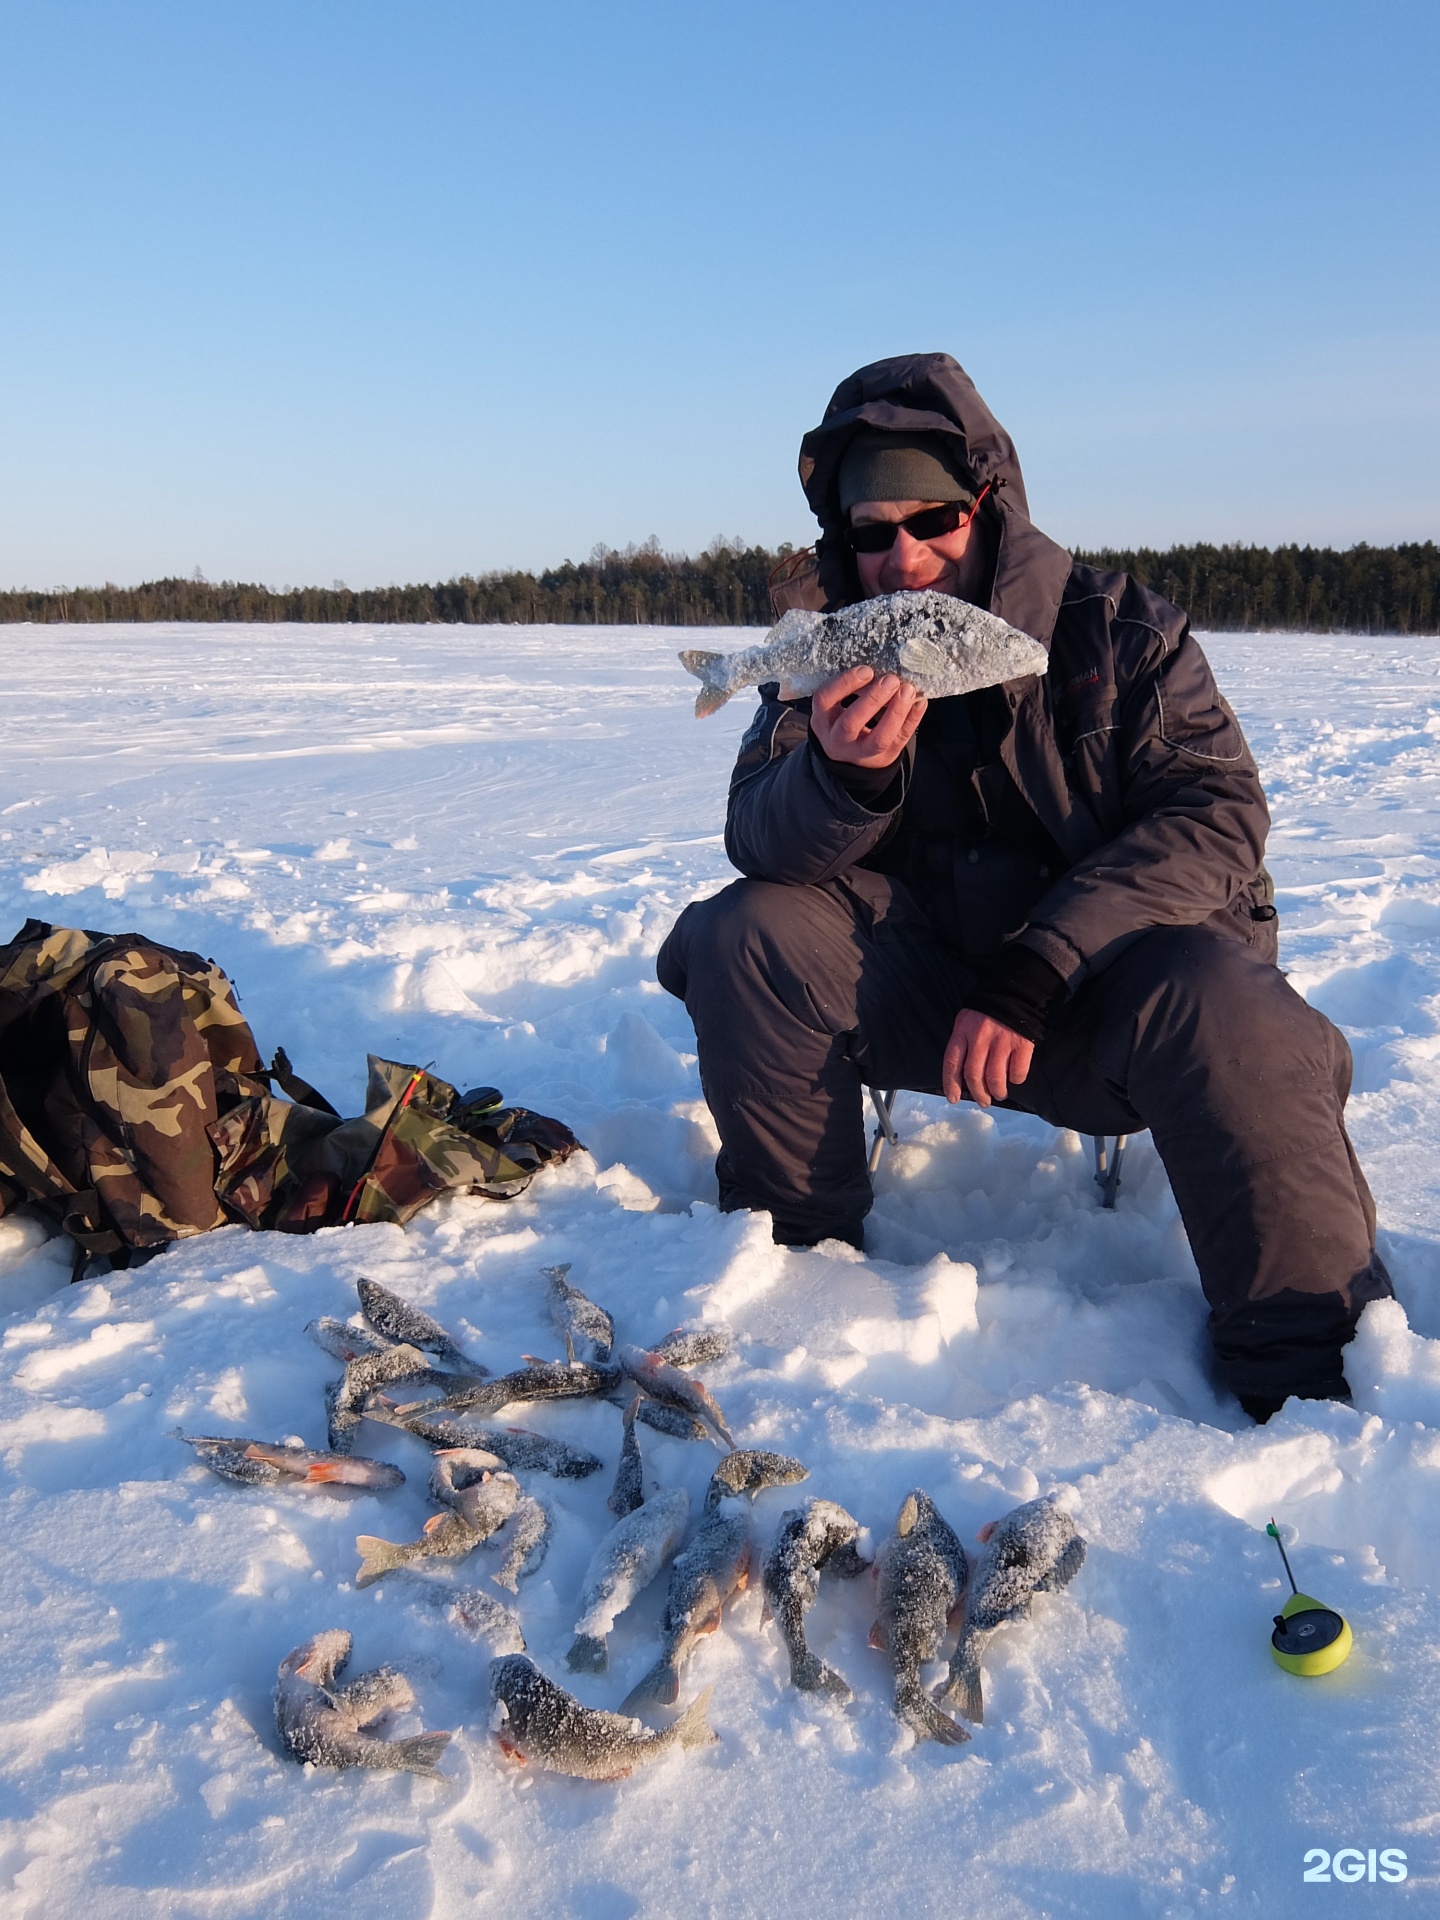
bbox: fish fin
[496,1736,527,1764]
[868,1619,888,1651]
[566,1632,608,1674]
[354,1535,404,1588]
[305,1461,354,1483]
[391,1730,452,1777]
[976,1519,999,1543]
[896,1493,919,1537]
[733,1551,751,1593]
[900,1688,971,1748]
[620,1657,680,1714]
[1046,1535,1087,1590]
[696,1609,721,1638]
[793,1652,851,1699]
[941,1649,985,1725]
[673,1685,719,1750]
[946,1596,967,1629]
[679,649,733,719]
[422,1513,450,1536]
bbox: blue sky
[1,1,1436,588]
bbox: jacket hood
[798,352,1073,647]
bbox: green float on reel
[1267,1519,1353,1676]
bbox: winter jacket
[724,353,1275,993]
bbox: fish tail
[899,1685,971,1748]
[679,649,733,717]
[672,1684,719,1751]
[792,1650,851,1699]
[565,1632,608,1674]
[941,1643,985,1724]
[620,1654,680,1714]
[354,1534,409,1587]
[391,1730,452,1777]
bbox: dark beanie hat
[837,429,976,513]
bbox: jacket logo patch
[1062,669,1102,696]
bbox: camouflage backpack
[0,920,582,1269]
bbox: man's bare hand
[943,1008,1034,1107]
[810,665,927,769]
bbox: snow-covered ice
[2,621,1439,1913]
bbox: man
[657,352,1391,1422]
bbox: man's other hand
[811,665,927,768]
[943,1008,1034,1107]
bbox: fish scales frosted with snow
[390,1356,620,1423]
[608,1395,645,1517]
[940,1495,1087,1725]
[354,1469,519,1586]
[872,1491,970,1747]
[429,1446,507,1523]
[306,1316,395,1364]
[174,1431,405,1490]
[617,1343,734,1448]
[489,1654,716,1781]
[385,1409,603,1480]
[357,1276,487,1374]
[395,1572,527,1653]
[762,1498,871,1698]
[651,1323,733,1369]
[491,1493,551,1592]
[326,1342,434,1453]
[567,1486,690,1673]
[545,1262,615,1362]
[680,588,1048,716]
[634,1399,708,1442]
[274,1629,450,1777]
[623,1450,809,1711]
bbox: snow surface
[2,621,1440,1914]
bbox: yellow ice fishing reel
[1266,1519,1353,1676]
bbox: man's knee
[657,879,849,1007]
[1119,928,1340,1081]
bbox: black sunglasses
[845,483,991,553]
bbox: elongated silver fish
[354,1470,520,1587]
[489,1654,716,1781]
[651,1323,733,1370]
[608,1396,645,1518]
[545,1263,615,1362]
[491,1493,551,1592]
[681,588,1048,717]
[357,1277,487,1375]
[175,1430,404,1491]
[617,1344,734,1449]
[762,1499,871,1697]
[634,1399,708,1442]
[567,1486,690,1673]
[383,1409,603,1480]
[871,1490,970,1747]
[939,1495,1086,1724]
[388,1356,620,1423]
[275,1630,450,1776]
[623,1450,810,1712]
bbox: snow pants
[657,873,1392,1412]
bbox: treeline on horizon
[2,538,1436,633]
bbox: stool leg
[1092,1133,1128,1208]
[868,1089,899,1174]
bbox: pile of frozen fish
[176,1266,1086,1783]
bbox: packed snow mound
[1,622,1439,1915]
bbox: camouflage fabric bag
[211,1053,584,1232]
[0,918,265,1261]
[0,920,584,1265]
